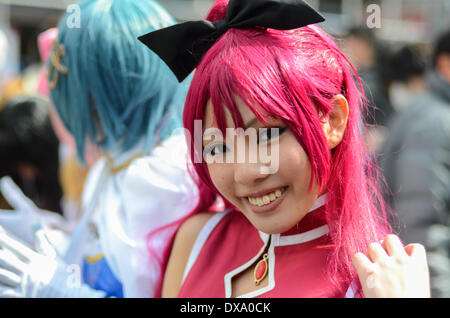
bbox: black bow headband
[138,0,324,82]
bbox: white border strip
[224,234,271,298]
[236,236,277,298]
[277,225,329,247]
[308,194,327,213]
[344,279,358,298]
[181,211,230,285]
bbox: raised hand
[352,234,431,298]
[0,225,105,298]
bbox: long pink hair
[181,0,391,296]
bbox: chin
[250,217,295,235]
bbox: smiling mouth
[247,186,288,207]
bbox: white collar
[258,193,329,246]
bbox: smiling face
[203,97,321,234]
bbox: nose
[234,161,269,187]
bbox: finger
[34,229,57,258]
[382,234,408,259]
[0,285,21,298]
[0,248,25,274]
[0,177,41,220]
[0,267,21,287]
[352,252,374,276]
[404,243,427,259]
[0,230,36,262]
[0,209,22,222]
[0,176,30,212]
[367,242,389,263]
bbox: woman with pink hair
[140,0,431,298]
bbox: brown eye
[211,144,228,156]
[205,143,228,156]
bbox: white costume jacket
[65,134,198,297]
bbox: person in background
[380,30,450,297]
[0,0,197,298]
[0,96,63,214]
[340,26,394,153]
[0,31,74,252]
[383,46,427,113]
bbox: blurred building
[1,0,448,102]
[306,0,450,44]
[1,0,449,68]
[0,0,213,72]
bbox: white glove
[0,225,106,298]
[0,176,71,247]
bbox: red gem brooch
[254,253,269,285]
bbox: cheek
[207,163,234,199]
[278,136,312,188]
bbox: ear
[320,94,349,149]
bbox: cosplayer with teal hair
[50,0,190,161]
[0,0,198,298]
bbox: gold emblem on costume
[254,253,269,285]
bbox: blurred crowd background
[0,0,449,297]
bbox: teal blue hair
[49,0,190,162]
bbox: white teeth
[248,188,285,207]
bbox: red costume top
[178,195,358,298]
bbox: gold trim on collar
[103,152,143,174]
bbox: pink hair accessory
[37,28,58,96]
[36,28,77,153]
